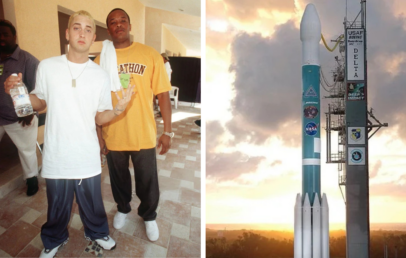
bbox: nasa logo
[305,122,318,136]
[350,149,363,163]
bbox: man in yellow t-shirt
[95,8,173,242]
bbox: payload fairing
[294,4,330,258]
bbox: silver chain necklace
[66,56,89,88]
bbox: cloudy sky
[206,0,406,230]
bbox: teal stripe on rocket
[301,64,321,205]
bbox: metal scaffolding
[323,2,388,256]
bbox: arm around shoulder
[25,53,40,92]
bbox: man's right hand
[4,73,22,95]
[99,137,109,156]
[99,138,109,166]
[18,114,35,127]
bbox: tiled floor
[0,105,201,257]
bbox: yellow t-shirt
[95,42,171,151]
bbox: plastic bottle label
[18,87,25,95]
[13,94,31,106]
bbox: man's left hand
[113,85,136,116]
[18,114,34,127]
[157,134,171,155]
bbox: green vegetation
[206,229,406,258]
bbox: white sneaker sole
[40,238,69,258]
[84,234,116,251]
[145,221,159,242]
[113,212,127,229]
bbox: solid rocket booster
[294,4,329,258]
[302,193,311,257]
[294,194,302,258]
[295,193,329,258]
[321,193,330,257]
[312,193,321,258]
[300,3,321,205]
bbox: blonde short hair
[68,10,95,29]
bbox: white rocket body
[300,4,321,65]
[294,3,330,258]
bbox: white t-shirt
[164,62,172,82]
[31,55,112,179]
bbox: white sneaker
[39,238,69,258]
[145,220,159,241]
[84,234,116,250]
[113,211,127,229]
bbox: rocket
[294,4,330,258]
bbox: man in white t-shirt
[161,53,172,82]
[4,10,135,258]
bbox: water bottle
[9,73,34,117]
[101,154,107,168]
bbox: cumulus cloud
[226,20,332,146]
[227,174,301,200]
[227,22,301,144]
[206,120,267,181]
[271,160,282,166]
[206,0,235,49]
[206,26,235,49]
[206,120,226,152]
[223,0,295,22]
[207,152,266,181]
[224,0,406,147]
[370,160,382,178]
[206,0,227,21]
[371,175,406,201]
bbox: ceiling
[163,24,200,54]
[139,0,201,56]
[138,0,201,17]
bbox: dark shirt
[0,45,39,125]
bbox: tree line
[206,230,406,258]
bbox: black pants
[41,175,109,249]
[106,148,159,221]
